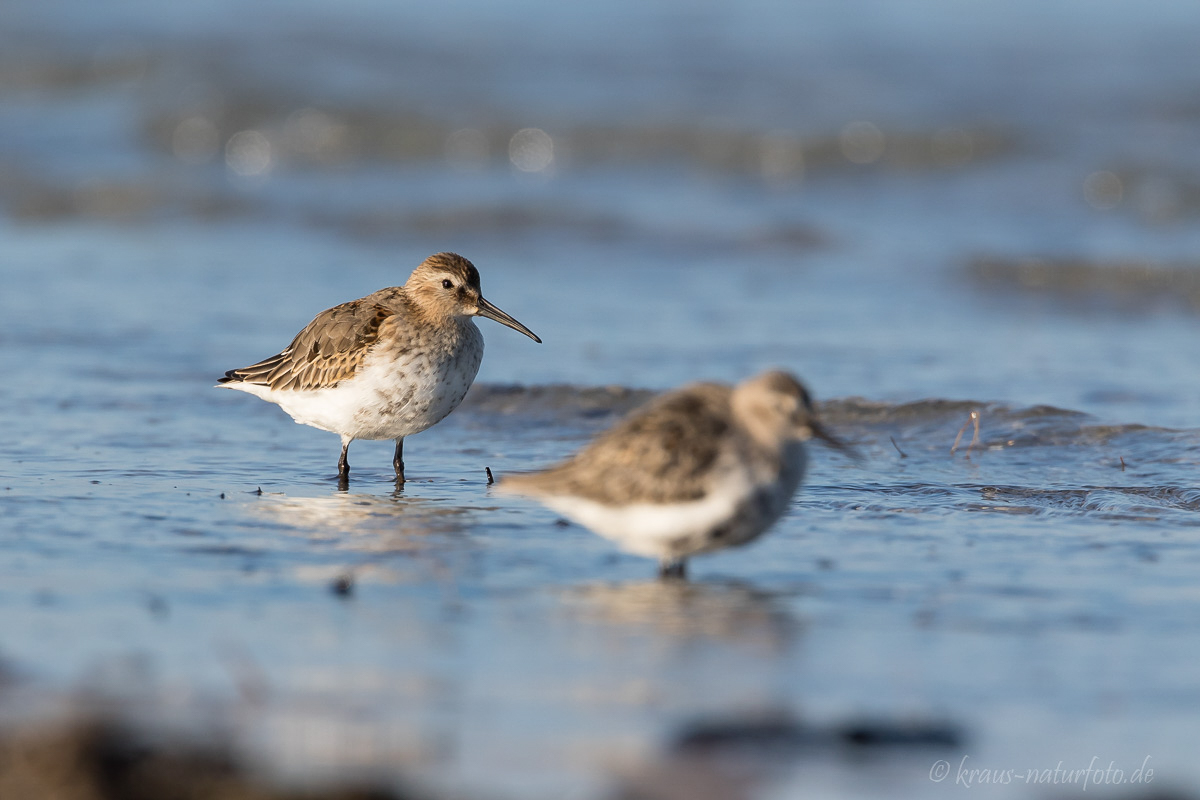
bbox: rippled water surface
[3,1,1200,798]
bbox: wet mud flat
[5,382,1200,798]
[0,703,969,800]
[0,712,410,800]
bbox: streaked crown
[412,252,481,291]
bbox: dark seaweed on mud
[0,714,417,800]
[465,384,1193,451]
[460,384,1200,522]
[968,256,1200,312]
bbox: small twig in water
[889,436,908,458]
[1120,456,1126,472]
[485,466,495,485]
[950,410,981,456]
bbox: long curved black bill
[811,418,862,462]
[475,296,542,343]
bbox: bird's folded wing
[505,384,733,505]
[219,300,396,391]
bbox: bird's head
[733,370,850,455]
[406,252,541,342]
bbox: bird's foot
[658,560,688,581]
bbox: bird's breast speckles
[341,319,484,440]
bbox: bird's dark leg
[337,437,351,490]
[393,438,405,484]
[658,559,688,581]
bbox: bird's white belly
[540,482,747,559]
[250,339,483,440]
[537,445,808,561]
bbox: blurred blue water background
[3,1,1200,798]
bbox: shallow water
[3,1,1200,798]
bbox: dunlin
[218,252,540,486]
[498,370,847,578]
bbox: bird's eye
[442,279,454,289]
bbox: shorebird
[217,252,540,486]
[498,370,848,578]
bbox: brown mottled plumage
[217,252,540,486]
[505,383,735,505]
[220,292,401,391]
[499,370,848,578]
